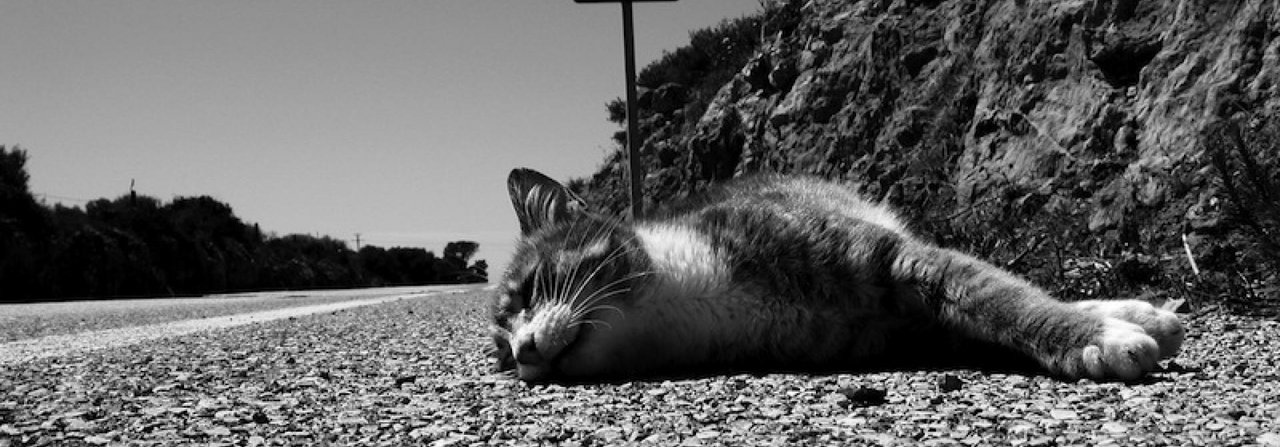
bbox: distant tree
[467,259,489,284]
[358,245,399,285]
[444,241,479,264]
[437,241,487,283]
[0,146,55,301]
[387,247,436,284]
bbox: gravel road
[1,289,1277,446]
[0,286,470,366]
[0,286,461,343]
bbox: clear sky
[0,1,763,274]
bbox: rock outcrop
[575,0,1280,303]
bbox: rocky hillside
[573,0,1280,309]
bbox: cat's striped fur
[491,168,1184,382]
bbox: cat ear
[507,168,587,235]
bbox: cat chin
[516,363,551,382]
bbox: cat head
[492,168,649,382]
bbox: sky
[0,0,764,274]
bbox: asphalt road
[0,285,479,365]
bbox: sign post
[574,0,676,219]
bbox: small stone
[1258,433,1280,447]
[1008,422,1036,434]
[937,374,964,392]
[64,418,95,432]
[1027,436,1055,446]
[1102,422,1129,433]
[294,377,324,388]
[679,437,706,447]
[338,416,368,425]
[84,436,112,445]
[214,410,238,424]
[839,386,887,407]
[205,426,232,437]
[1005,375,1030,388]
[1049,409,1078,420]
[592,427,624,442]
[834,415,865,427]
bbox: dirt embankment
[579,0,1280,307]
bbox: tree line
[0,146,486,302]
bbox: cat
[490,168,1184,383]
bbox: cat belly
[595,285,923,375]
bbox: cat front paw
[1074,299,1184,359]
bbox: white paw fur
[1074,299,1184,359]
[1076,318,1162,381]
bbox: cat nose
[515,339,543,365]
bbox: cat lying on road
[490,168,1184,383]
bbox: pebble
[937,374,965,392]
[64,418,95,432]
[1102,422,1129,433]
[1049,409,1078,420]
[592,427,624,442]
[205,426,232,437]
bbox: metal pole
[621,0,644,219]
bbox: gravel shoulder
[1,289,1277,446]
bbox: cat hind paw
[1070,318,1162,381]
[1074,299,1184,359]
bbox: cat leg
[891,242,1167,381]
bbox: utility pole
[574,0,676,219]
[354,233,362,251]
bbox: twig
[1004,234,1045,269]
[1181,233,1201,277]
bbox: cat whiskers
[550,218,585,308]
[570,291,629,321]
[557,218,618,307]
[564,233,636,304]
[567,270,654,326]
[568,317,616,330]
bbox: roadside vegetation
[0,147,487,302]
